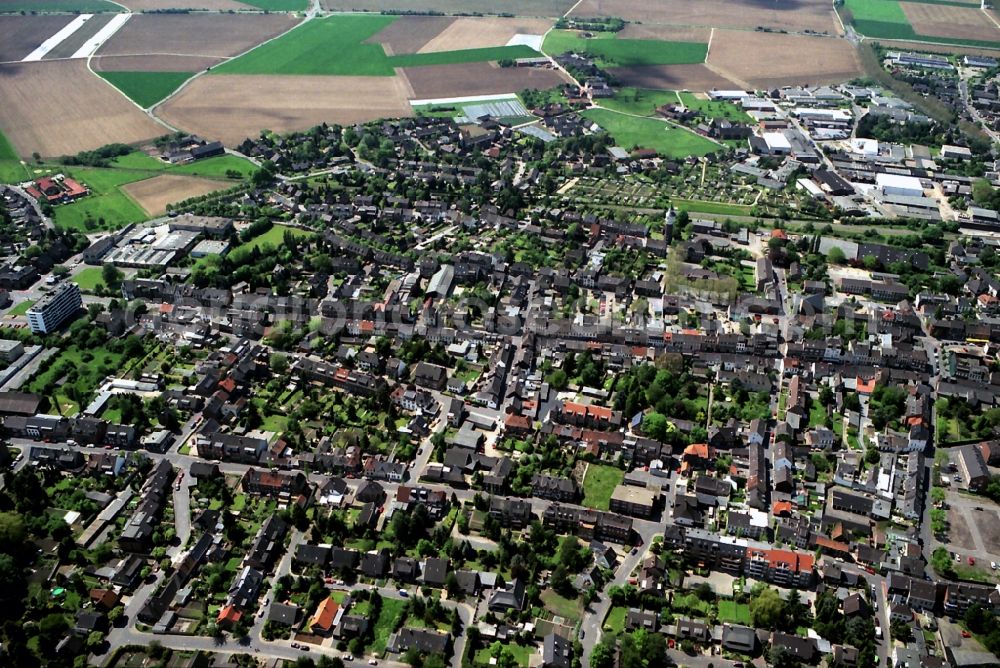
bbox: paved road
[580,544,650,664]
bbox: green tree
[749,586,786,628]
[827,246,847,265]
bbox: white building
[876,173,923,198]
[27,282,82,334]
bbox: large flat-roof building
[27,282,82,334]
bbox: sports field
[542,30,707,67]
[213,15,539,76]
[582,108,719,159]
[99,72,192,108]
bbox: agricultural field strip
[72,12,130,59]
[23,13,91,62]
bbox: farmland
[707,30,863,89]
[899,2,1000,43]
[318,0,576,16]
[364,15,455,55]
[843,0,1000,46]
[0,60,162,158]
[212,15,539,77]
[0,15,73,62]
[582,108,719,159]
[122,174,231,216]
[99,71,192,108]
[609,64,737,92]
[0,0,119,11]
[96,13,300,62]
[569,0,839,33]
[542,30,708,67]
[403,62,568,100]
[416,17,551,53]
[156,73,414,145]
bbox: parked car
[991,561,998,571]
[969,557,976,565]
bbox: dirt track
[157,73,414,145]
[0,60,163,158]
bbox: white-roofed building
[876,173,923,198]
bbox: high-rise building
[27,281,82,334]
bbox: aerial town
[3,1,1000,668]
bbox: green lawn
[603,606,627,634]
[718,600,751,624]
[28,345,126,416]
[7,299,34,316]
[0,0,121,11]
[0,128,17,161]
[542,30,707,67]
[0,160,28,184]
[52,190,147,232]
[582,463,623,511]
[231,224,313,261]
[214,14,539,76]
[0,129,28,182]
[111,151,169,171]
[73,267,107,293]
[678,92,752,122]
[474,643,534,667]
[581,108,718,159]
[370,597,408,655]
[99,71,192,108]
[672,198,753,216]
[540,589,583,623]
[601,88,678,116]
[170,154,254,178]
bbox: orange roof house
[217,604,242,625]
[856,376,877,395]
[309,597,340,634]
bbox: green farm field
[582,108,719,159]
[99,72,192,109]
[213,14,539,76]
[542,30,707,67]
